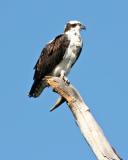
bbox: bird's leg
[60,70,70,85]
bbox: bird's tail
[28,80,46,98]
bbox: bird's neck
[65,29,81,40]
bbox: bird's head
[64,20,86,33]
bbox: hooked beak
[80,24,86,30]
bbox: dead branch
[44,76,122,160]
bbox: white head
[64,20,86,33]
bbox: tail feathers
[28,80,46,98]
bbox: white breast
[52,31,83,77]
[65,33,82,59]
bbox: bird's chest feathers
[52,32,82,76]
[64,33,82,60]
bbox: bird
[28,20,86,98]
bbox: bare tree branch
[44,76,122,160]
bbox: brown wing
[33,34,70,80]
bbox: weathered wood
[44,76,122,160]
[50,96,65,112]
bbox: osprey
[28,20,86,98]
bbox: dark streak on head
[64,23,78,32]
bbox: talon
[63,76,70,85]
[60,70,70,85]
[64,78,70,85]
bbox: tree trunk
[44,76,122,160]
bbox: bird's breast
[52,35,83,77]
[64,36,82,60]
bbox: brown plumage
[28,34,70,97]
[28,20,85,98]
